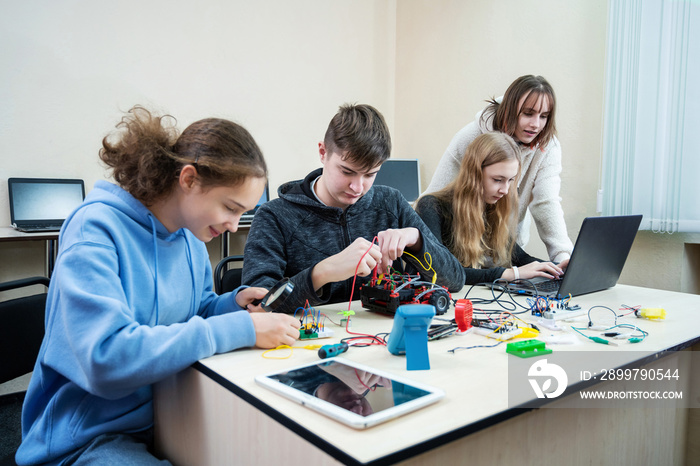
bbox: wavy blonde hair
[431,132,521,267]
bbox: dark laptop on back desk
[505,215,643,299]
[8,178,85,233]
[238,183,269,226]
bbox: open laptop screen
[8,178,85,230]
[374,159,421,202]
[239,183,269,225]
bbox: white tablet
[254,357,445,429]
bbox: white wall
[393,0,699,293]
[394,0,608,257]
[0,0,397,282]
[2,0,697,293]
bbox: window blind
[601,0,699,233]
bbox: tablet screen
[255,358,444,429]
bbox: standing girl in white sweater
[424,75,573,262]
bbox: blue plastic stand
[387,304,435,371]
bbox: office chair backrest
[214,255,244,295]
[0,276,49,465]
[0,277,49,383]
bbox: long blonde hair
[432,133,521,267]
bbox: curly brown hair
[100,106,267,206]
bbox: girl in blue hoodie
[16,106,301,465]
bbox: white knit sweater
[423,106,573,262]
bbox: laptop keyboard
[534,279,562,292]
[18,224,61,232]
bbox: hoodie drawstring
[148,215,160,325]
[184,235,196,319]
[148,214,199,325]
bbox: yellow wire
[261,344,322,359]
[402,251,437,284]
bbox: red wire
[354,368,377,391]
[343,236,387,346]
[346,236,379,311]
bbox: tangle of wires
[457,278,550,332]
[459,278,535,315]
[568,305,649,344]
[294,300,332,339]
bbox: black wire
[341,333,389,347]
[460,282,516,311]
[492,278,545,311]
[586,305,617,327]
[448,340,504,353]
[459,279,538,314]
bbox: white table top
[194,284,700,464]
[0,226,59,241]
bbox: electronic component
[636,308,666,320]
[360,272,451,315]
[589,336,618,346]
[536,317,562,331]
[454,299,473,332]
[299,327,335,340]
[296,302,333,340]
[506,339,552,358]
[471,319,517,332]
[542,308,587,321]
[387,304,435,371]
[471,319,522,340]
[426,299,474,341]
[474,326,523,341]
[428,323,457,341]
[573,321,648,345]
[529,295,581,319]
[318,342,348,359]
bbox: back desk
[154,284,700,465]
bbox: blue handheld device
[387,304,435,370]
[318,342,348,359]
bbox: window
[601,0,700,233]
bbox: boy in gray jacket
[242,103,465,314]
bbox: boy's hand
[311,237,381,291]
[376,227,421,273]
[321,364,392,395]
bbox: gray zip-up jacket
[242,168,466,314]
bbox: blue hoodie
[17,181,256,465]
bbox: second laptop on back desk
[505,214,643,299]
[8,177,85,233]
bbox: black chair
[0,276,49,466]
[214,255,244,295]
